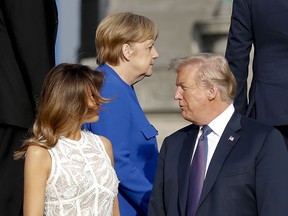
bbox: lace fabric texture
[45,131,119,216]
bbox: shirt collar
[208,103,235,137]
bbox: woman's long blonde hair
[14,63,108,159]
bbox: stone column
[192,0,233,55]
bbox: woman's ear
[122,43,132,60]
[87,89,97,108]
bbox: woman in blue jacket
[83,12,159,216]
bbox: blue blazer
[83,64,159,216]
[148,113,288,216]
[225,0,288,126]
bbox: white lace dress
[45,131,119,216]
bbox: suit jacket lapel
[178,125,199,215]
[198,113,241,207]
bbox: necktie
[186,125,212,216]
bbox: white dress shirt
[192,104,235,177]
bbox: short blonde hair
[96,12,159,65]
[170,53,237,103]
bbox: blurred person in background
[225,0,288,147]
[0,0,58,215]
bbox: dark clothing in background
[225,0,288,144]
[0,0,58,215]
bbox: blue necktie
[186,125,212,216]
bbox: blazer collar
[198,112,241,209]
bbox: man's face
[174,66,210,125]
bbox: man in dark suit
[148,53,288,216]
[0,1,58,215]
[225,0,288,145]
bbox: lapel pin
[228,136,234,141]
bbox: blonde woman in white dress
[14,63,120,216]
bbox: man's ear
[208,85,218,101]
[122,43,132,60]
